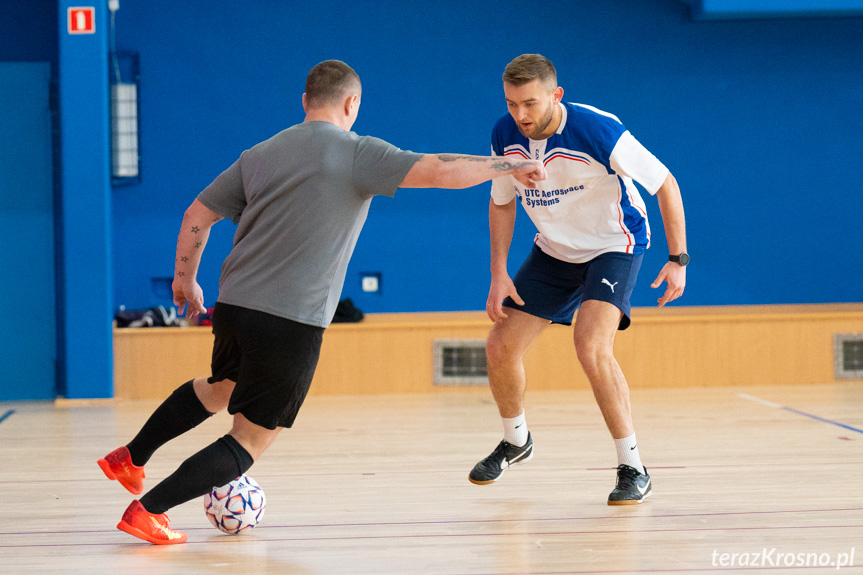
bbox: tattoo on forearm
[180,256,188,262]
[437,154,522,174]
[437,154,488,163]
[191,226,200,233]
[491,160,515,172]
[194,242,202,248]
[177,271,185,277]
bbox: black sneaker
[468,433,534,485]
[607,464,651,505]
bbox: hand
[172,278,206,318]
[486,274,524,322]
[651,262,686,307]
[511,160,547,188]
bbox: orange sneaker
[97,446,145,495]
[117,500,188,545]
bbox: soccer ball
[204,474,266,534]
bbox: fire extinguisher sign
[68,7,96,34]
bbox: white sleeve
[489,145,517,205]
[609,131,669,195]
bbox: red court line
[1,459,858,486]
[4,506,861,537]
[3,523,862,549]
[3,458,858,491]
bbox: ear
[344,93,359,116]
[302,93,309,114]
[552,86,564,104]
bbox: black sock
[140,435,254,515]
[126,380,214,467]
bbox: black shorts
[209,302,324,429]
[503,245,643,330]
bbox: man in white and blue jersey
[468,54,688,505]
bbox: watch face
[678,253,690,266]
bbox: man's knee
[574,334,614,372]
[229,413,280,461]
[194,377,234,412]
[486,328,519,368]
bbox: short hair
[304,60,361,109]
[502,54,557,89]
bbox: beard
[517,103,555,140]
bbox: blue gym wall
[1,2,58,65]
[109,0,863,315]
[1,2,60,400]
[2,0,860,399]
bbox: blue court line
[0,409,15,425]
[738,393,863,435]
[782,406,863,434]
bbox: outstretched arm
[651,172,687,307]
[400,154,546,189]
[172,199,224,317]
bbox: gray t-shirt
[197,121,422,327]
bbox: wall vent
[834,333,863,380]
[433,339,488,386]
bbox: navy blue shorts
[503,245,643,330]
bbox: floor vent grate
[433,339,488,386]
[834,333,863,379]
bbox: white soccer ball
[203,474,266,535]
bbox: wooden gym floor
[1,383,861,574]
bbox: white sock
[614,433,645,474]
[502,412,529,447]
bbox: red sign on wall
[68,7,95,34]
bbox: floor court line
[781,406,863,434]
[6,517,863,549]
[737,393,863,434]
[5,505,860,538]
[0,409,15,425]
[1,459,859,487]
[5,522,861,550]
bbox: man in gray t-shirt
[100,60,547,545]
[198,121,421,328]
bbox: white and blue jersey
[491,102,669,264]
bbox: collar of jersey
[528,102,568,145]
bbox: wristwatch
[669,253,689,266]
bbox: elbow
[433,173,459,189]
[181,207,203,229]
[182,199,202,221]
